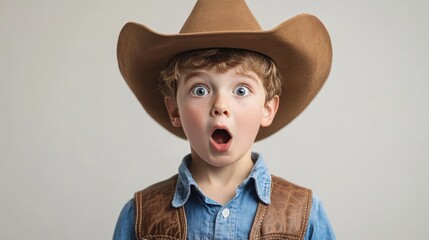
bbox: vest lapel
[249,175,312,240]
[134,175,187,240]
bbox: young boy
[114,0,335,239]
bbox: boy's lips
[210,127,232,152]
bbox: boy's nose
[211,96,230,117]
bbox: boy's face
[165,66,279,168]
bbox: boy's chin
[190,148,253,168]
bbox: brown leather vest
[134,175,312,240]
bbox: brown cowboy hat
[117,0,332,141]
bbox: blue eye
[234,86,250,96]
[191,85,209,96]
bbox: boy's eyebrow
[235,71,261,85]
[182,71,206,83]
[182,69,261,85]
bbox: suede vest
[134,175,312,240]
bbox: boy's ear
[261,95,279,127]
[164,97,182,127]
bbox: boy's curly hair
[159,48,282,104]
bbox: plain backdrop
[1,0,428,239]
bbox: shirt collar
[172,152,272,208]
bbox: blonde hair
[159,48,282,103]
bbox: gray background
[1,0,428,239]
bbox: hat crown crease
[179,0,262,33]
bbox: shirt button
[222,208,230,218]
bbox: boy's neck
[188,149,254,205]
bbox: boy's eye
[233,86,250,96]
[191,85,209,96]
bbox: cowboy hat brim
[117,14,332,141]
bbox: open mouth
[211,129,232,144]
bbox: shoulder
[308,194,331,225]
[304,194,336,240]
[113,199,136,240]
[270,175,312,206]
[310,195,324,217]
[133,175,179,211]
[113,176,180,240]
[271,175,312,192]
[134,175,178,209]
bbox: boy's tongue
[212,129,231,144]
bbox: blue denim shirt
[113,153,335,239]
